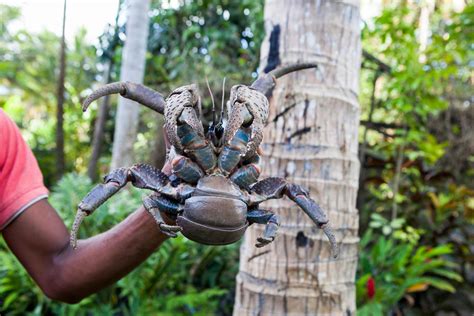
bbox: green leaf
[431,268,463,282]
[382,225,392,235]
[3,292,19,309]
[421,277,457,293]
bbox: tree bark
[87,61,113,181]
[87,0,122,181]
[234,0,361,315]
[55,0,67,179]
[110,0,150,169]
[148,116,166,168]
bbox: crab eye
[214,122,224,138]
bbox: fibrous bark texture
[234,0,361,315]
[111,0,150,169]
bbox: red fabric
[0,109,48,230]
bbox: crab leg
[176,123,216,173]
[247,209,280,248]
[143,194,182,238]
[70,164,179,248]
[218,127,251,176]
[229,154,261,190]
[171,155,205,184]
[249,177,339,257]
[82,81,166,113]
[250,63,318,97]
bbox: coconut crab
[70,63,338,257]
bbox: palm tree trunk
[110,0,150,169]
[56,0,67,179]
[234,0,361,315]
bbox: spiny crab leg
[82,81,166,114]
[70,164,181,249]
[249,177,339,258]
[70,210,87,249]
[251,63,318,96]
[322,226,338,257]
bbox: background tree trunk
[234,0,361,315]
[55,0,67,179]
[110,0,150,169]
[87,61,113,181]
[148,116,166,168]
[87,1,122,181]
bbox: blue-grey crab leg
[229,154,262,190]
[218,127,251,176]
[248,177,339,257]
[247,209,280,248]
[176,123,216,173]
[70,164,180,249]
[171,155,204,184]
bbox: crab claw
[164,84,204,153]
[224,85,269,160]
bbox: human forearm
[47,207,167,302]
[3,200,168,303]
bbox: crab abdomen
[177,196,248,245]
[176,175,249,245]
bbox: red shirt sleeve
[0,109,48,230]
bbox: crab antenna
[220,77,226,122]
[205,76,216,125]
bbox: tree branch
[362,50,392,74]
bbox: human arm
[0,109,172,303]
[3,200,168,303]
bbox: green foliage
[358,2,473,314]
[0,0,265,183]
[0,173,238,315]
[0,5,99,185]
[356,223,462,315]
[145,0,264,91]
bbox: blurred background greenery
[0,0,472,315]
